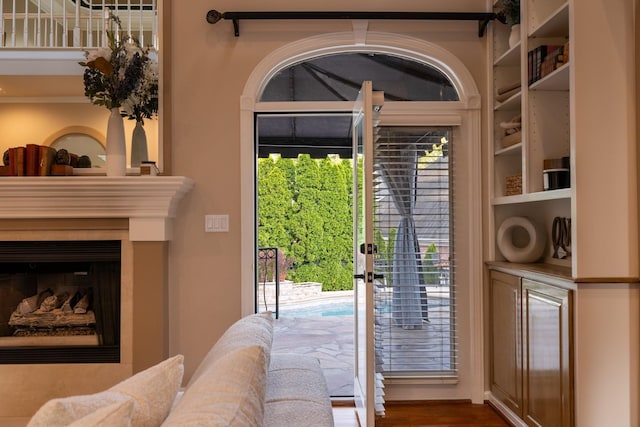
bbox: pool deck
[272,315,355,397]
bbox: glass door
[353,81,385,425]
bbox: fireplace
[0,240,121,364]
[0,176,193,417]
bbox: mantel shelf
[0,176,194,241]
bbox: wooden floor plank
[333,401,511,427]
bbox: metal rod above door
[205,10,500,37]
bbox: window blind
[373,126,456,379]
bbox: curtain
[377,143,426,330]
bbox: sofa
[26,312,335,426]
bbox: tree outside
[258,154,357,291]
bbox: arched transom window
[260,52,460,102]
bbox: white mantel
[0,176,194,241]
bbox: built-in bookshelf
[490,0,571,269]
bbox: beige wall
[167,0,489,381]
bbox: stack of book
[528,40,570,85]
[0,145,75,176]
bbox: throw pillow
[28,354,184,427]
[28,392,131,427]
[187,311,273,387]
[67,399,134,427]
[110,354,184,426]
[162,345,269,427]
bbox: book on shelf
[10,146,25,176]
[39,145,57,176]
[25,144,40,176]
[539,51,565,79]
[528,44,565,85]
[51,164,74,176]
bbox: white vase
[508,24,521,49]
[106,107,127,176]
[130,121,148,168]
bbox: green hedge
[258,154,357,291]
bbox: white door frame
[239,28,484,403]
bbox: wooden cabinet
[521,278,572,427]
[489,269,573,427]
[490,271,523,416]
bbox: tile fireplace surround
[0,176,193,417]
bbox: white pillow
[188,311,273,387]
[28,392,131,427]
[28,354,184,427]
[110,354,184,425]
[67,399,134,427]
[162,345,268,427]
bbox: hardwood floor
[333,401,511,427]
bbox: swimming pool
[277,299,354,318]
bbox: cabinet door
[522,279,572,427]
[490,271,522,416]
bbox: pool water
[277,299,354,318]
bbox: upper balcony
[1,0,158,81]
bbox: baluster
[36,0,40,47]
[87,0,92,47]
[101,0,106,47]
[23,0,28,47]
[0,0,4,47]
[152,0,157,49]
[138,0,143,46]
[72,0,80,47]
[49,0,53,47]
[61,0,66,47]
[11,0,15,47]
[126,0,131,38]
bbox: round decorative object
[508,24,521,49]
[106,107,127,176]
[130,121,148,168]
[496,216,546,263]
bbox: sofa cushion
[162,345,269,427]
[28,354,184,427]
[264,353,334,427]
[67,399,134,427]
[187,311,273,387]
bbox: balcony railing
[1,0,157,49]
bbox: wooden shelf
[494,43,520,67]
[492,188,571,205]
[529,2,569,38]
[494,142,522,157]
[529,62,569,91]
[494,91,522,111]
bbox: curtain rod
[205,10,500,37]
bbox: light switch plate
[205,214,229,232]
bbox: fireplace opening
[0,241,121,364]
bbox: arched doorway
[240,30,483,403]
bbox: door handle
[353,273,365,280]
[359,243,378,255]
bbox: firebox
[0,240,121,364]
